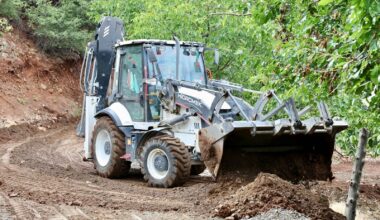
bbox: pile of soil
[214,173,344,220]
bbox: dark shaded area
[220,130,335,182]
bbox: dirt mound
[214,173,344,220]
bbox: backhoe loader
[77,17,348,187]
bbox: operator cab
[110,40,207,122]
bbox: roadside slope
[0,28,81,131]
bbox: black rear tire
[141,135,191,188]
[92,117,130,178]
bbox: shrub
[26,0,94,56]
[0,0,22,19]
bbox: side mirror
[147,48,157,62]
[214,49,219,65]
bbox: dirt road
[0,123,379,219]
[0,124,224,219]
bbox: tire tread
[141,135,191,188]
[91,117,130,178]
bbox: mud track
[0,125,224,219]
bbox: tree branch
[217,56,234,72]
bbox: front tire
[141,135,191,188]
[92,117,130,178]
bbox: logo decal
[178,94,202,107]
[103,25,110,37]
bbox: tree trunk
[345,128,368,220]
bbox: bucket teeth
[303,117,325,134]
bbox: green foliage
[0,0,22,19]
[0,0,21,36]
[330,94,380,156]
[87,0,145,32]
[26,0,94,55]
[87,0,379,156]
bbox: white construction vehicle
[77,17,348,188]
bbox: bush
[0,0,22,19]
[26,0,94,56]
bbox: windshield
[147,45,206,84]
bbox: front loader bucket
[163,78,348,182]
[199,120,347,182]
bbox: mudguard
[95,102,133,127]
[137,127,172,149]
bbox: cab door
[144,46,162,122]
[118,45,145,122]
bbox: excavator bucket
[198,90,348,182]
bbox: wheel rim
[95,129,112,167]
[147,148,169,180]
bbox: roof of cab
[115,39,204,48]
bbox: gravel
[249,208,310,220]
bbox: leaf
[318,0,334,6]
[235,49,243,55]
[370,65,380,83]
